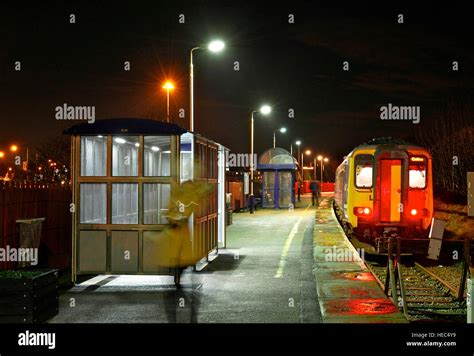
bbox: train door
[379,159,402,222]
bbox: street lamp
[162,81,175,123]
[273,127,286,148]
[189,39,225,132]
[316,155,329,183]
[250,104,271,214]
[301,149,311,182]
[9,144,29,181]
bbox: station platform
[313,197,408,323]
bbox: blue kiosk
[257,148,297,209]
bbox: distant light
[305,150,311,155]
[317,155,323,161]
[162,81,175,90]
[295,140,301,146]
[8,167,12,171]
[0,151,4,158]
[135,143,140,147]
[324,157,329,163]
[114,137,126,144]
[10,145,18,152]
[151,146,160,152]
[208,40,225,53]
[97,135,103,138]
[280,127,287,133]
[260,105,271,115]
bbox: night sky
[1,1,473,171]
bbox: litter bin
[226,193,233,226]
[16,218,45,268]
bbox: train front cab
[346,145,433,238]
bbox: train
[334,138,433,247]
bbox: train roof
[63,118,188,135]
[347,137,429,156]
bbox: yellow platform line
[274,203,311,278]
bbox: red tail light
[354,207,372,217]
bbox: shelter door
[379,159,402,222]
[278,171,292,208]
[263,171,275,208]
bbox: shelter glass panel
[80,136,107,176]
[112,183,138,224]
[143,183,171,224]
[80,183,107,224]
[112,136,139,176]
[144,136,171,176]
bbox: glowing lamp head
[151,146,160,152]
[324,157,329,163]
[317,155,323,161]
[260,105,271,115]
[208,40,225,53]
[295,140,301,146]
[305,150,311,155]
[162,81,175,90]
[0,151,4,158]
[10,145,18,152]
[279,127,287,133]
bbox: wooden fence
[0,182,71,270]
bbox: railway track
[365,259,466,322]
[333,201,468,322]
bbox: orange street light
[0,151,4,158]
[10,145,18,152]
[162,81,175,123]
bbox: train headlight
[410,209,418,216]
[363,207,371,215]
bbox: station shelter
[64,118,228,283]
[257,148,297,209]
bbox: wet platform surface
[313,198,407,323]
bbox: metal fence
[0,182,71,269]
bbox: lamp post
[189,40,225,132]
[323,157,329,183]
[273,127,286,148]
[316,155,329,183]
[302,149,311,182]
[162,81,175,123]
[250,104,271,214]
[295,140,301,174]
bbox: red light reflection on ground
[340,272,375,282]
[324,299,398,315]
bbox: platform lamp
[249,104,272,214]
[189,40,225,132]
[273,127,286,148]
